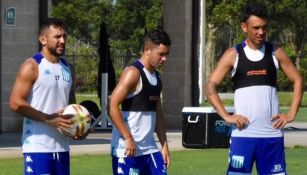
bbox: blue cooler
[182,107,234,148]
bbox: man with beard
[205,2,303,175]
[10,18,76,175]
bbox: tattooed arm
[205,48,249,129]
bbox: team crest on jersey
[61,68,71,82]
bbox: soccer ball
[61,104,91,139]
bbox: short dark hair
[144,29,171,48]
[39,18,66,35]
[242,2,268,22]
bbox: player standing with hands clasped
[205,2,303,175]
[10,18,78,175]
[108,29,171,175]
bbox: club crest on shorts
[129,168,139,175]
[231,155,244,169]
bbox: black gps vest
[232,42,277,90]
[121,60,162,112]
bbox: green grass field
[1,147,306,175]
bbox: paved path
[1,122,306,159]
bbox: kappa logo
[231,155,244,169]
[26,156,33,162]
[117,167,124,174]
[25,129,32,135]
[26,166,33,173]
[118,157,126,164]
[44,69,51,75]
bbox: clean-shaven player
[205,2,303,175]
[108,29,171,175]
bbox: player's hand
[272,113,291,129]
[161,144,170,168]
[124,137,136,157]
[46,112,73,130]
[225,114,249,130]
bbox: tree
[204,0,246,81]
[51,0,164,92]
[52,0,113,48]
[52,0,163,58]
[272,0,307,70]
[108,0,163,57]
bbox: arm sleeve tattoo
[205,81,217,97]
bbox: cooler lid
[182,106,234,113]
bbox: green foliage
[218,73,233,92]
[109,0,163,56]
[52,0,113,47]
[53,0,163,56]
[277,70,292,91]
[299,68,307,91]
[207,0,246,27]
[52,0,163,93]
[64,37,99,93]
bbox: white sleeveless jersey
[22,54,72,153]
[231,43,283,138]
[111,67,160,157]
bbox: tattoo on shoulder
[205,81,217,96]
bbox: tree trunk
[204,23,218,82]
[294,41,302,70]
[295,56,300,70]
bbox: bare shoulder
[21,58,38,70]
[17,58,38,81]
[272,46,290,62]
[118,65,140,87]
[120,65,140,80]
[218,47,237,66]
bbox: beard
[48,45,65,57]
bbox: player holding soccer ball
[108,29,171,175]
[205,2,303,175]
[10,18,77,175]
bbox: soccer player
[108,29,171,175]
[10,18,76,175]
[205,2,303,175]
